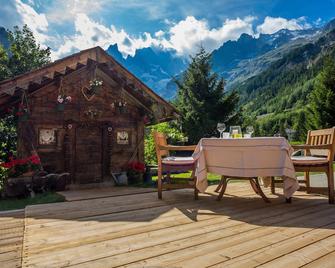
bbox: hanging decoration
[4,91,30,120]
[143,115,150,124]
[84,106,103,120]
[56,77,72,111]
[151,102,164,120]
[17,90,30,121]
[81,65,103,101]
[110,89,127,113]
[116,100,127,113]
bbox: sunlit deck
[1,182,335,268]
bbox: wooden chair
[271,127,335,204]
[153,131,198,200]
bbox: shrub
[144,122,185,165]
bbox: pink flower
[57,95,64,104]
[65,96,72,102]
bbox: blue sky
[0,0,334,60]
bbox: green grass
[152,163,335,184]
[152,172,226,185]
[0,192,65,211]
[296,163,335,177]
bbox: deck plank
[0,210,24,268]
[258,234,335,267]
[302,250,335,268]
[58,186,156,201]
[16,183,335,268]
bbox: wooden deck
[1,182,335,267]
[0,210,24,268]
[58,186,156,201]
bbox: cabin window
[38,128,57,146]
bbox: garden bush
[144,122,185,165]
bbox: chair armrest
[292,149,303,157]
[292,144,332,150]
[159,145,197,151]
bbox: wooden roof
[0,46,177,122]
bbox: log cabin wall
[19,65,145,184]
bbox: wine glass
[246,126,254,138]
[217,123,226,138]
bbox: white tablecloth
[192,137,299,198]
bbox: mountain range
[0,27,9,49]
[107,44,187,99]
[106,26,320,98]
[0,19,334,103]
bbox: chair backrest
[307,127,335,160]
[153,132,169,162]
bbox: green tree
[0,45,9,81]
[6,25,51,77]
[0,25,51,179]
[175,48,241,143]
[309,56,335,128]
[293,109,313,142]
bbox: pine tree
[293,109,312,142]
[175,48,240,143]
[309,56,335,128]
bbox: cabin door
[75,125,103,184]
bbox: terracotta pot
[22,170,35,177]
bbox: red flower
[128,161,145,173]
[29,155,41,164]
[1,154,41,170]
[1,162,14,169]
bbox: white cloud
[3,2,314,62]
[160,16,256,56]
[0,0,50,45]
[256,16,311,35]
[14,0,49,44]
[45,0,106,24]
[52,13,159,60]
[52,15,256,60]
[154,30,165,38]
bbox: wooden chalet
[0,46,177,184]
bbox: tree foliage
[144,122,185,165]
[0,45,9,81]
[235,28,335,142]
[5,25,50,77]
[174,48,241,143]
[309,56,335,128]
[0,25,51,183]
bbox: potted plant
[88,78,103,95]
[1,154,42,197]
[127,161,145,184]
[1,154,41,178]
[16,103,30,121]
[57,95,72,111]
[117,101,127,113]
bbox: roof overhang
[0,46,178,122]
